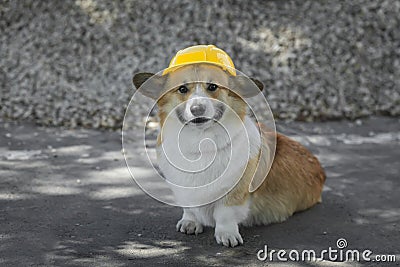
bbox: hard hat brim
[162,62,237,76]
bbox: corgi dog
[133,63,326,247]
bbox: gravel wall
[1,0,399,128]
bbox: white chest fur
[157,115,260,216]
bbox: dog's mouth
[189,117,211,125]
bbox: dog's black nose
[190,104,206,117]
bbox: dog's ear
[132,72,165,99]
[249,78,264,92]
[229,75,264,98]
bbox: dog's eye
[207,83,218,92]
[178,85,189,94]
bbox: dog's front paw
[215,228,243,247]
[176,219,203,235]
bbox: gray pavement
[0,117,399,266]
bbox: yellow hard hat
[162,45,236,76]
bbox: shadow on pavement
[0,117,399,266]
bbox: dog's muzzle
[189,104,211,124]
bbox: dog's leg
[213,203,249,247]
[176,208,203,235]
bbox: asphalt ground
[0,116,399,266]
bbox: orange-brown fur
[225,126,326,225]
